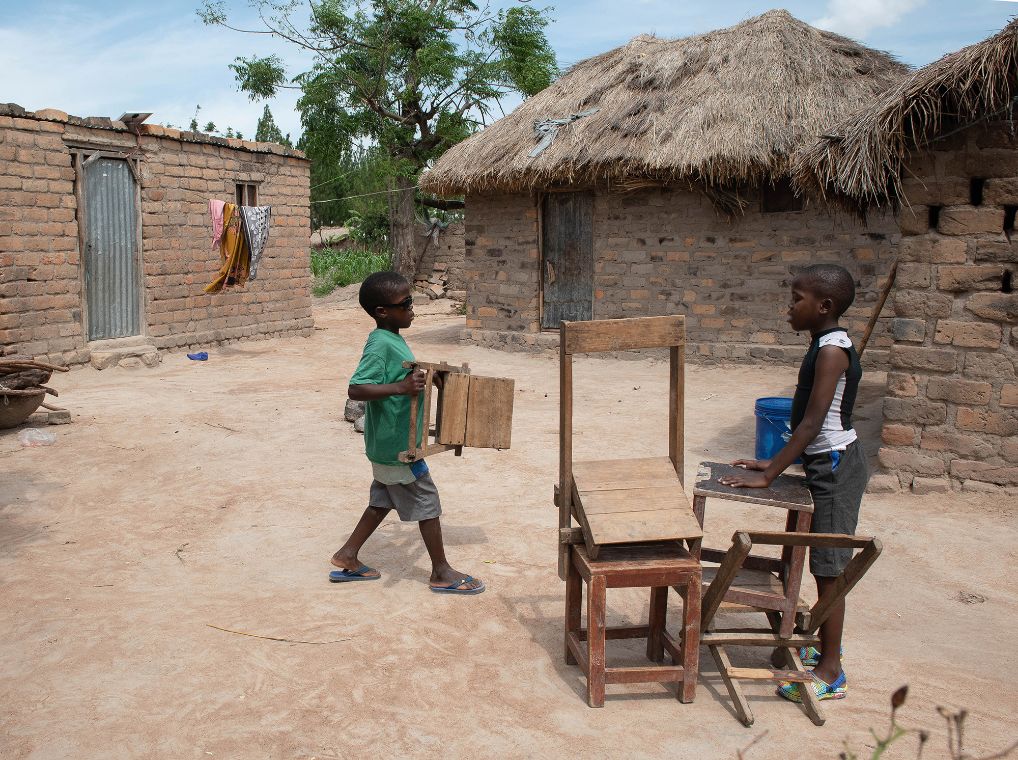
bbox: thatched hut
[794,20,1018,494]
[421,9,908,362]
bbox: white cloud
[814,0,926,38]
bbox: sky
[0,0,1015,142]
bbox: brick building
[421,11,907,362]
[0,104,312,368]
[797,21,1018,494]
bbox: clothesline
[310,185,422,204]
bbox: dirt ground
[2,293,1016,759]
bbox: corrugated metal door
[83,157,140,340]
[541,192,593,329]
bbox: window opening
[1004,206,1016,235]
[236,183,258,206]
[928,205,942,229]
[969,177,985,206]
[1003,270,1013,294]
[761,177,804,213]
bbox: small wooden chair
[556,316,703,706]
[701,531,882,726]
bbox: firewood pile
[0,358,68,400]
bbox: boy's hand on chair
[718,470,772,489]
[398,369,427,396]
[731,459,770,471]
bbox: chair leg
[565,553,582,666]
[647,586,667,662]
[587,574,606,708]
[785,646,826,726]
[679,576,700,703]
[711,645,754,726]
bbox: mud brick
[897,207,929,236]
[895,263,931,288]
[900,178,969,206]
[933,320,1002,348]
[955,407,1018,436]
[883,397,947,425]
[964,352,1016,380]
[964,293,1018,324]
[1002,438,1018,463]
[911,477,951,495]
[949,460,1018,486]
[878,447,947,476]
[886,372,918,397]
[973,240,1018,264]
[882,424,920,446]
[937,265,1004,292]
[925,377,992,405]
[1001,384,1018,407]
[983,177,1018,205]
[890,345,957,373]
[898,236,967,264]
[893,289,953,318]
[892,318,926,343]
[920,428,996,459]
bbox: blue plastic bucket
[754,397,800,463]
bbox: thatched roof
[421,9,907,197]
[794,19,1018,207]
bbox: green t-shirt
[349,328,425,466]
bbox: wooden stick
[206,624,351,645]
[0,360,68,372]
[858,259,897,358]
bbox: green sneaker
[778,671,847,703]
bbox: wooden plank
[559,346,573,581]
[398,442,460,463]
[745,531,877,549]
[572,457,678,486]
[563,315,685,354]
[604,665,685,685]
[727,667,812,682]
[585,507,703,546]
[435,372,469,445]
[669,343,684,483]
[464,375,514,449]
[578,486,693,515]
[710,646,754,726]
[702,631,818,647]
[693,461,813,512]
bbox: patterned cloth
[208,199,226,250]
[204,203,250,293]
[240,205,272,280]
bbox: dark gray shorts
[369,473,442,522]
[802,440,868,577]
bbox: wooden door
[541,191,593,329]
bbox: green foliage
[200,0,558,268]
[254,105,292,146]
[310,246,392,296]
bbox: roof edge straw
[792,19,1018,209]
[420,10,908,205]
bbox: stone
[961,479,1007,494]
[965,293,1018,323]
[427,284,446,299]
[937,265,1004,292]
[911,476,951,494]
[344,399,366,423]
[353,415,365,433]
[933,320,1002,348]
[937,206,1006,236]
[866,473,900,493]
[447,290,467,301]
[950,459,1018,486]
[118,356,144,369]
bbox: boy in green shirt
[330,271,484,594]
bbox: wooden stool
[565,543,701,707]
[692,461,813,637]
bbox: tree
[199,0,557,276]
[254,104,292,146]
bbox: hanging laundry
[240,205,272,281]
[204,202,250,294]
[209,199,226,250]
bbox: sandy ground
[2,293,1016,759]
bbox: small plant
[310,246,391,296]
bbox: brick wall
[415,221,465,289]
[462,187,898,361]
[0,105,312,366]
[875,121,1018,494]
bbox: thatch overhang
[794,19,1018,209]
[421,9,907,201]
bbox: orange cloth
[204,202,250,293]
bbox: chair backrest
[557,316,686,579]
[701,531,883,633]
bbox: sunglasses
[378,295,414,310]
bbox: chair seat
[702,566,809,614]
[574,543,700,589]
[572,457,703,550]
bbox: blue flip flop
[430,576,485,595]
[329,565,380,583]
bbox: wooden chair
[692,461,814,638]
[556,316,703,571]
[556,316,703,706]
[700,531,882,726]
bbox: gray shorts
[802,440,868,577]
[369,473,442,522]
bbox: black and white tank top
[790,328,861,455]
